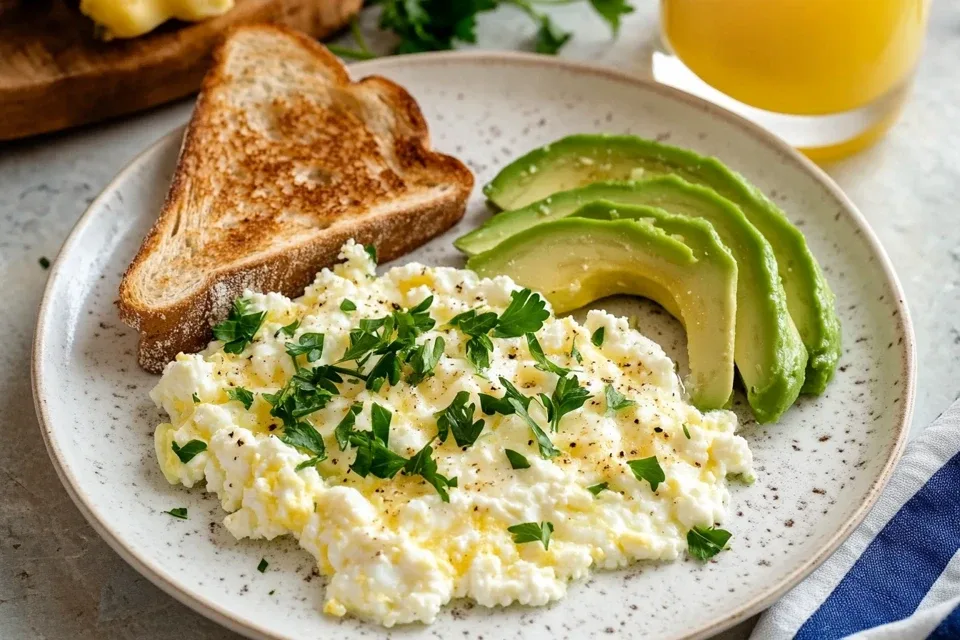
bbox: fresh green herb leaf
[591,326,605,347]
[364,244,378,264]
[687,526,732,561]
[508,397,559,459]
[534,13,572,54]
[492,289,549,338]
[371,403,392,446]
[340,299,357,313]
[525,333,572,376]
[627,456,665,491]
[587,482,609,496]
[212,298,266,354]
[435,391,485,447]
[406,337,445,385]
[570,338,583,364]
[275,319,301,338]
[164,507,188,520]
[366,348,403,392]
[192,393,200,404]
[507,521,554,549]
[465,333,494,372]
[505,449,530,469]
[349,431,408,479]
[604,383,636,416]
[448,309,499,335]
[227,387,254,410]
[544,375,591,431]
[280,421,327,464]
[285,332,324,363]
[340,329,382,363]
[264,366,341,427]
[39,256,50,269]
[683,424,691,439]
[404,440,458,502]
[334,402,363,451]
[257,558,268,573]
[172,440,207,463]
[268,590,275,596]
[589,0,634,34]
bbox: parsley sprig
[355,1,634,57]
[436,391,485,448]
[507,521,554,549]
[538,375,591,432]
[687,526,732,561]
[480,377,559,458]
[525,333,572,376]
[172,440,206,463]
[627,456,665,491]
[212,299,266,354]
[448,288,549,372]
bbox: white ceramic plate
[33,53,915,640]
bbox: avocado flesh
[466,215,737,411]
[482,134,840,395]
[462,177,807,423]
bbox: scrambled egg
[153,241,754,626]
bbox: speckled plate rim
[32,51,916,640]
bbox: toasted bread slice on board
[118,25,474,373]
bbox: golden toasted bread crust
[118,24,473,373]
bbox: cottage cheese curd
[153,240,753,626]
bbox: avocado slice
[482,134,840,395]
[461,177,807,423]
[466,213,737,411]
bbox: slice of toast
[118,25,474,373]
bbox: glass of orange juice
[654,0,930,161]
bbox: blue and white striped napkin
[752,399,960,640]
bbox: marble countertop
[1,3,957,639]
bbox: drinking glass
[654,0,930,161]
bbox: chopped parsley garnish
[264,365,344,427]
[257,558,269,573]
[604,383,636,416]
[586,482,609,496]
[285,332,324,363]
[405,337,445,385]
[683,424,692,439]
[478,378,558,459]
[212,298,266,354]
[627,456,665,491]
[334,402,363,451]
[448,309,499,335]
[227,387,254,410]
[570,338,583,364]
[280,421,327,470]
[191,393,200,404]
[164,507,188,520]
[436,391,485,448]
[687,526,732,561]
[492,289,549,338]
[337,298,436,390]
[526,333,572,376]
[363,243,378,264]
[172,440,207,463]
[446,289,548,371]
[505,449,530,469]
[507,521,554,549]
[591,326,605,347]
[275,319,300,338]
[38,256,50,269]
[538,375,591,432]
[340,299,357,312]
[404,439,458,502]
[370,402,392,445]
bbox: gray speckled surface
[1,3,957,640]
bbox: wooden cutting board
[0,0,362,141]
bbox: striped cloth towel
[751,399,960,639]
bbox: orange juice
[661,0,929,116]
